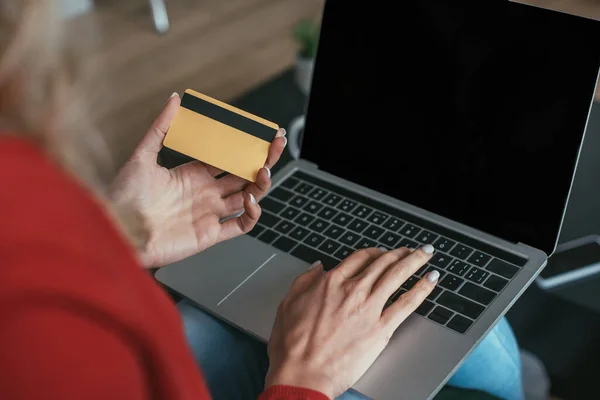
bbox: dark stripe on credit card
[180,93,278,142]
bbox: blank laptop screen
[301,0,600,255]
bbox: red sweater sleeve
[259,386,330,400]
[0,137,328,400]
[0,303,151,400]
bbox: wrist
[265,364,334,399]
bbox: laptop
[156,1,600,399]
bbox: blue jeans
[178,300,523,400]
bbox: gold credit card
[163,89,279,182]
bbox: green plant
[293,18,320,59]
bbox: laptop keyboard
[249,171,527,334]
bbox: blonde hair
[0,0,147,249]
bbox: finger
[171,160,221,180]
[216,173,250,198]
[354,247,411,287]
[380,270,439,332]
[333,247,386,279]
[220,167,272,215]
[370,244,435,305]
[218,192,261,241]
[264,129,287,169]
[134,92,181,161]
[288,260,325,296]
[206,165,224,177]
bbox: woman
[0,1,530,400]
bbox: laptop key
[247,225,265,238]
[309,219,330,233]
[334,245,354,259]
[319,239,341,255]
[338,199,357,212]
[273,236,297,252]
[339,231,360,246]
[447,260,470,276]
[289,226,310,241]
[275,221,296,234]
[291,244,339,271]
[380,232,401,248]
[367,211,388,225]
[260,197,286,214]
[427,286,443,301]
[258,212,281,228]
[439,275,463,291]
[352,205,372,219]
[274,221,296,235]
[270,187,294,202]
[257,229,279,244]
[291,195,310,208]
[294,182,314,195]
[357,238,377,249]
[416,230,438,245]
[433,237,456,252]
[400,223,420,238]
[464,267,489,284]
[468,251,491,267]
[294,213,315,226]
[323,225,344,240]
[308,187,328,201]
[280,177,300,190]
[398,238,418,249]
[305,233,326,248]
[450,244,473,260]
[348,219,368,233]
[304,201,323,214]
[437,291,485,320]
[447,315,474,334]
[383,217,404,232]
[415,300,435,316]
[430,252,453,268]
[428,306,454,325]
[323,193,343,206]
[280,207,301,221]
[459,283,496,306]
[483,274,509,292]
[332,212,353,227]
[317,206,338,220]
[364,225,385,240]
[486,259,519,279]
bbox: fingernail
[309,260,321,269]
[426,269,440,283]
[280,128,287,137]
[264,167,271,179]
[378,247,388,252]
[409,248,416,253]
[169,92,179,100]
[249,193,256,204]
[422,244,435,254]
[282,137,288,147]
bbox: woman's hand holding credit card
[163,89,283,182]
[111,91,286,268]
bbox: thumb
[290,260,325,295]
[134,92,181,160]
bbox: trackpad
[217,252,308,341]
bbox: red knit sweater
[0,138,327,400]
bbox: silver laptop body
[156,1,600,399]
